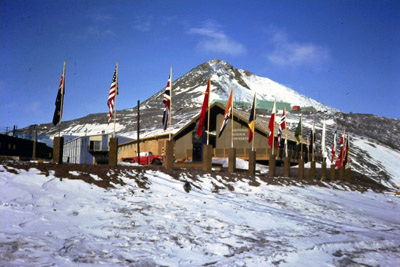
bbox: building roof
[173,102,307,144]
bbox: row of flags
[160,71,351,169]
[52,63,350,170]
[331,129,350,169]
[52,61,119,136]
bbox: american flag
[162,74,171,130]
[107,65,118,124]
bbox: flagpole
[285,131,288,157]
[300,113,303,160]
[231,86,234,148]
[283,106,287,157]
[113,60,119,138]
[271,100,276,155]
[169,66,172,141]
[207,77,210,145]
[59,60,66,137]
[312,112,315,162]
[347,133,350,168]
[252,94,256,151]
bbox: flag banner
[331,129,337,163]
[277,127,282,148]
[308,131,315,155]
[295,116,302,145]
[276,107,286,148]
[162,106,170,130]
[322,120,327,159]
[268,100,276,148]
[196,78,210,137]
[279,107,286,130]
[52,62,66,126]
[343,134,350,167]
[335,129,345,169]
[218,87,233,137]
[107,65,118,124]
[162,74,172,130]
[248,94,256,142]
[284,133,288,157]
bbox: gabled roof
[173,102,307,144]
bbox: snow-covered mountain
[21,59,400,188]
[142,59,336,113]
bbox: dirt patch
[0,159,390,193]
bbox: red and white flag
[107,64,118,124]
[268,100,276,148]
[276,106,286,148]
[336,129,346,169]
[162,73,172,130]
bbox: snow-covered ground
[1,164,399,266]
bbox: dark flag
[248,93,256,142]
[162,73,172,130]
[52,61,66,126]
[343,134,350,167]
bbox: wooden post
[109,137,118,166]
[330,165,336,181]
[308,161,316,179]
[298,158,304,179]
[283,157,290,177]
[248,150,256,175]
[345,167,351,183]
[321,161,327,181]
[53,136,64,164]
[228,148,236,173]
[339,166,345,181]
[164,140,174,169]
[203,144,213,171]
[268,151,276,178]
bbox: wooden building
[173,102,307,161]
[118,102,308,163]
[118,133,169,162]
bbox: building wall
[118,135,168,162]
[0,134,52,159]
[175,132,192,160]
[216,113,267,150]
[63,136,93,164]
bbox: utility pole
[32,125,37,160]
[137,100,140,165]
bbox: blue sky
[1,0,399,130]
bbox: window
[89,141,101,151]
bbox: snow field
[1,164,400,266]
